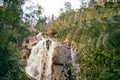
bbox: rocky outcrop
[20,30,53,58]
[20,36,37,59]
[52,43,73,80]
[17,27,79,80]
[24,32,78,80]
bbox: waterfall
[25,38,47,80]
[71,46,77,66]
[25,33,78,80]
[44,41,57,80]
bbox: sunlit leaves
[37,1,120,80]
[51,15,120,80]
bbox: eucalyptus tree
[0,0,30,79]
[23,3,43,26]
[64,2,72,12]
[88,0,97,7]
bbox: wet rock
[46,40,52,50]
[51,43,76,80]
[23,32,78,80]
[52,66,63,80]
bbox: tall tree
[0,0,29,79]
[79,0,87,8]
[23,1,43,26]
[64,2,72,12]
[88,0,97,7]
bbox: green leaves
[50,13,120,80]
[0,0,29,79]
[33,1,120,80]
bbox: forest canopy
[0,0,120,80]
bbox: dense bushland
[0,0,120,79]
[0,0,30,79]
[37,2,120,80]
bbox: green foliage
[23,3,43,26]
[40,2,120,79]
[0,0,30,79]
[104,2,115,8]
[0,28,29,80]
[54,15,120,80]
[43,2,120,34]
[68,16,120,80]
[64,2,72,12]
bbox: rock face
[24,32,78,80]
[20,32,51,59]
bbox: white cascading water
[71,46,77,66]
[44,41,57,80]
[25,33,77,80]
[25,38,47,80]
